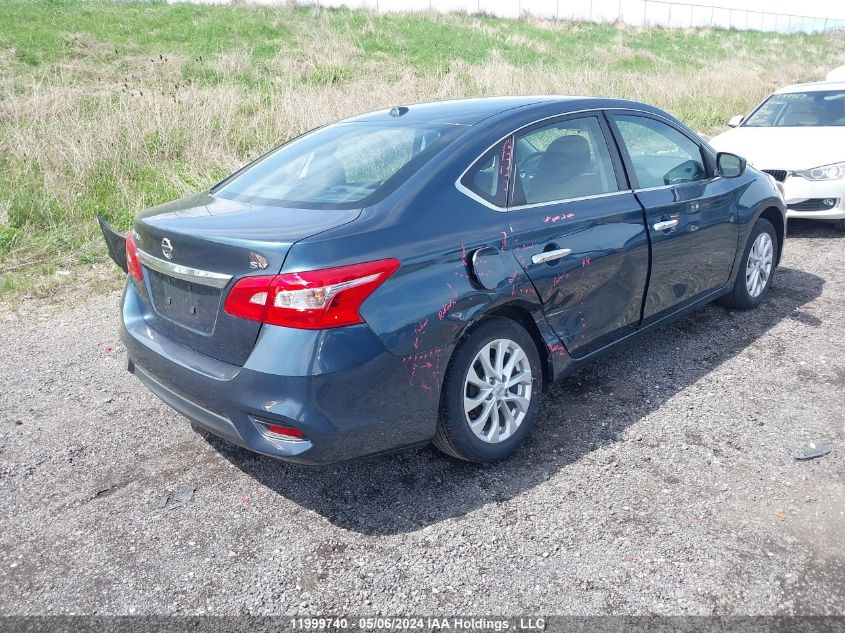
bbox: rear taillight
[125,232,144,283]
[224,258,400,329]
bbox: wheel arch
[758,205,785,265]
[460,302,555,392]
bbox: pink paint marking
[543,213,575,224]
[548,343,567,358]
[507,271,519,296]
[545,271,570,299]
[581,256,591,268]
[499,136,514,196]
[405,345,444,390]
[406,346,442,364]
[438,297,458,320]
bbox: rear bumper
[120,283,443,464]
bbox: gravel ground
[0,219,843,616]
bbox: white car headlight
[795,162,845,181]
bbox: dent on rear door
[507,193,649,357]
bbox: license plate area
[147,269,222,334]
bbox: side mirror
[717,152,746,178]
[728,115,744,128]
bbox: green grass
[0,0,843,299]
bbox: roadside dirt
[0,220,843,615]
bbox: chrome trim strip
[454,106,700,212]
[509,189,633,211]
[633,176,722,194]
[455,180,505,212]
[137,249,233,289]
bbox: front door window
[612,115,708,188]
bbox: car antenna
[389,106,409,117]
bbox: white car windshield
[743,90,845,127]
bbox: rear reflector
[264,424,304,440]
[252,417,306,441]
[125,232,144,283]
[224,258,400,329]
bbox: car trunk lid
[130,191,361,366]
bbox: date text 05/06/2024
[289,617,547,630]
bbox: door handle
[531,248,572,265]
[653,219,679,231]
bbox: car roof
[344,96,662,126]
[775,81,845,94]
[345,96,563,125]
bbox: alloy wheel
[463,338,533,444]
[745,232,774,298]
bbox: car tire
[718,217,778,310]
[834,219,845,232]
[433,318,543,463]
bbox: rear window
[214,122,463,209]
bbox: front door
[608,113,740,324]
[506,114,650,357]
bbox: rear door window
[512,116,620,205]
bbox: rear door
[505,113,650,357]
[607,112,740,324]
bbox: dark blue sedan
[100,96,786,464]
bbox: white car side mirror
[728,115,744,128]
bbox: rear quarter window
[459,137,513,208]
